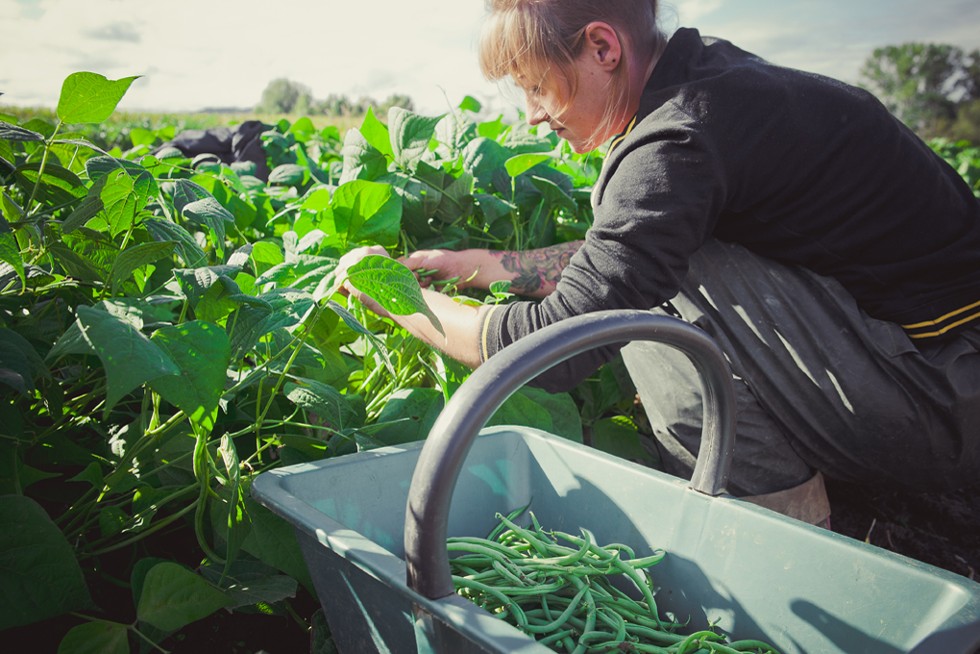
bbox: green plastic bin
[251,311,980,653]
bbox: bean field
[1,72,978,653]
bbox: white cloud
[2,0,979,116]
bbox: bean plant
[0,73,645,652]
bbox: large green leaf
[505,153,553,178]
[344,255,441,331]
[109,240,176,293]
[0,495,91,630]
[57,621,129,654]
[359,107,393,160]
[99,168,154,237]
[339,128,388,184]
[57,72,140,124]
[47,305,180,411]
[136,561,230,632]
[328,179,402,248]
[389,107,444,171]
[149,321,231,426]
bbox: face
[519,51,621,153]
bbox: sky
[2,0,980,117]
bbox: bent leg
[627,239,980,497]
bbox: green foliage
[0,70,615,652]
[255,78,314,115]
[929,138,980,197]
[860,43,980,138]
[256,78,416,118]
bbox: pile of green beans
[448,509,780,654]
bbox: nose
[526,96,548,126]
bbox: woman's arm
[401,241,584,299]
[335,246,489,368]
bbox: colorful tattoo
[492,242,583,296]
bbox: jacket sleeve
[482,104,728,392]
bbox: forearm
[469,241,584,298]
[387,290,488,369]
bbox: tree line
[255,78,415,118]
[256,42,980,142]
[859,43,978,142]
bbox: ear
[582,21,623,71]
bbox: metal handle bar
[403,310,736,600]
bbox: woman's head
[479,0,664,151]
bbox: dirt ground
[824,478,980,582]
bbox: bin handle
[404,310,736,600]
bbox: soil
[824,478,980,582]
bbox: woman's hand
[400,249,481,291]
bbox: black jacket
[483,28,980,391]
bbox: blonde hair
[479,0,663,145]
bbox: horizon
[2,0,980,116]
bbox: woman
[337,0,980,524]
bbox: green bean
[487,504,531,540]
[495,512,553,556]
[450,511,780,654]
[537,628,576,647]
[447,537,524,560]
[725,641,781,654]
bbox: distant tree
[859,44,980,136]
[376,94,416,115]
[256,78,314,115]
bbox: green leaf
[0,120,45,142]
[459,95,483,113]
[520,387,583,442]
[57,621,129,654]
[487,388,553,432]
[505,153,553,178]
[324,300,395,376]
[359,107,393,159]
[149,321,231,426]
[57,72,141,124]
[372,387,444,445]
[0,328,46,395]
[339,128,388,183]
[144,216,208,268]
[48,305,180,411]
[200,559,297,610]
[242,494,312,592]
[285,379,362,432]
[15,162,86,206]
[389,107,444,170]
[0,232,24,289]
[591,415,657,465]
[109,240,176,293]
[345,254,442,331]
[183,196,233,260]
[136,561,230,632]
[0,495,91,630]
[100,168,154,237]
[328,179,402,248]
[268,163,307,186]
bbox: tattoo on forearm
[492,242,583,296]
